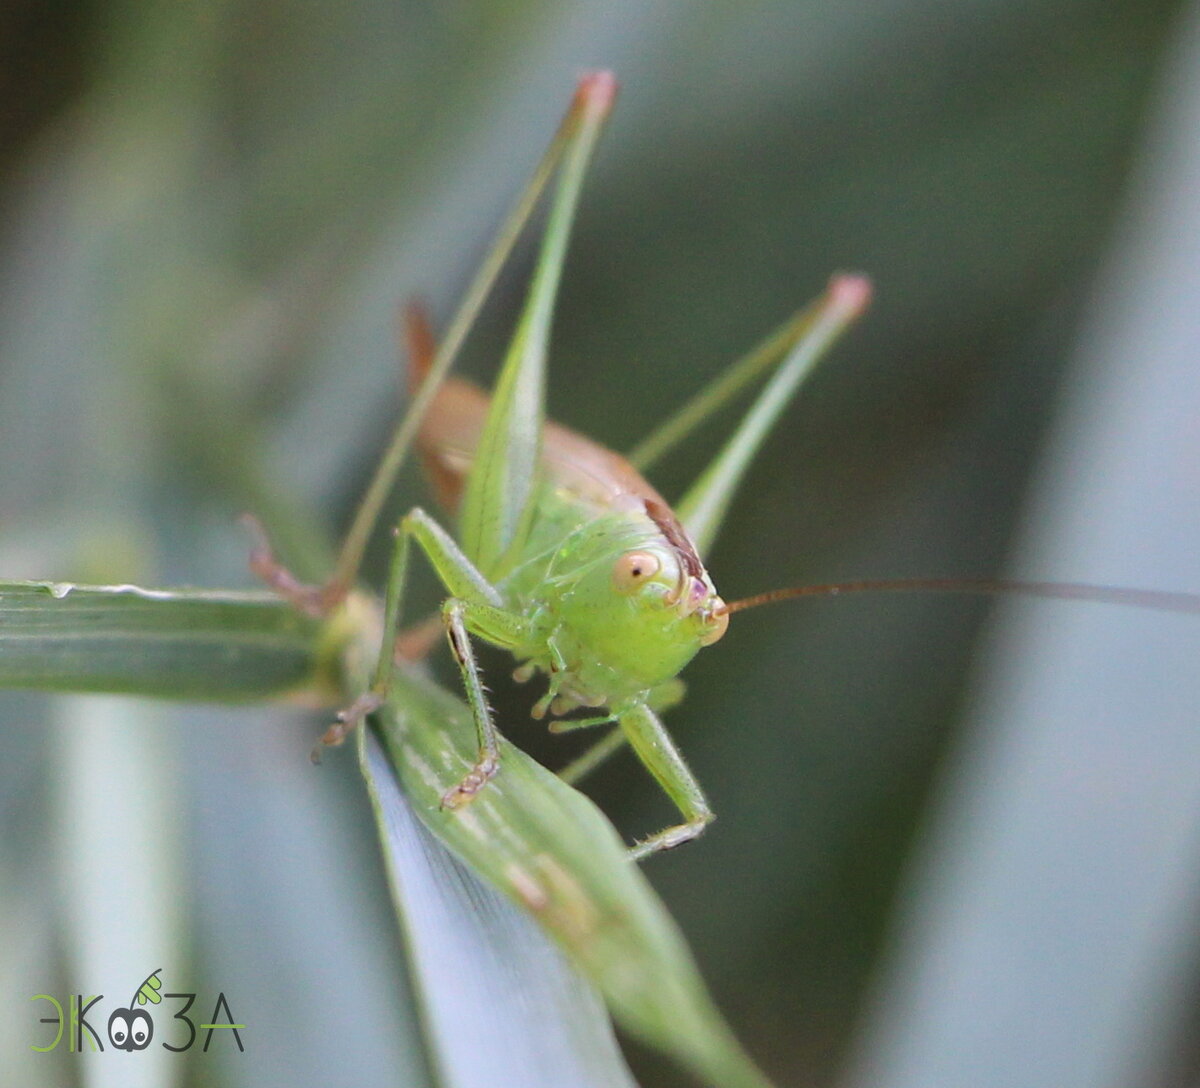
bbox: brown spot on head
[643,498,704,579]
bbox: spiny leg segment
[440,599,501,808]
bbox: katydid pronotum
[247,71,1200,860]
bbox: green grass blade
[676,275,872,557]
[361,729,640,1088]
[459,74,616,577]
[367,666,775,1088]
[0,581,335,701]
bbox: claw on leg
[440,753,500,809]
[311,691,383,763]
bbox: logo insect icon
[107,969,162,1052]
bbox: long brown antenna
[716,577,1200,617]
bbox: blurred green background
[4,2,1200,1086]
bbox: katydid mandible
[248,71,1200,860]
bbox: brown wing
[414,375,661,511]
[404,303,703,574]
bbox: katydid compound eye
[612,550,661,593]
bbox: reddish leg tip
[313,691,383,760]
[828,272,873,318]
[575,70,619,118]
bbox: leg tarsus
[311,690,383,762]
[439,598,505,808]
[617,702,713,861]
[242,512,376,763]
[439,751,500,809]
[629,811,714,860]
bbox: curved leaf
[368,666,774,1088]
[362,730,639,1088]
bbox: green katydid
[247,70,1200,860]
[371,269,867,863]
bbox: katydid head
[533,516,729,707]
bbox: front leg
[436,593,535,806]
[618,701,714,860]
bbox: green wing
[459,77,615,579]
